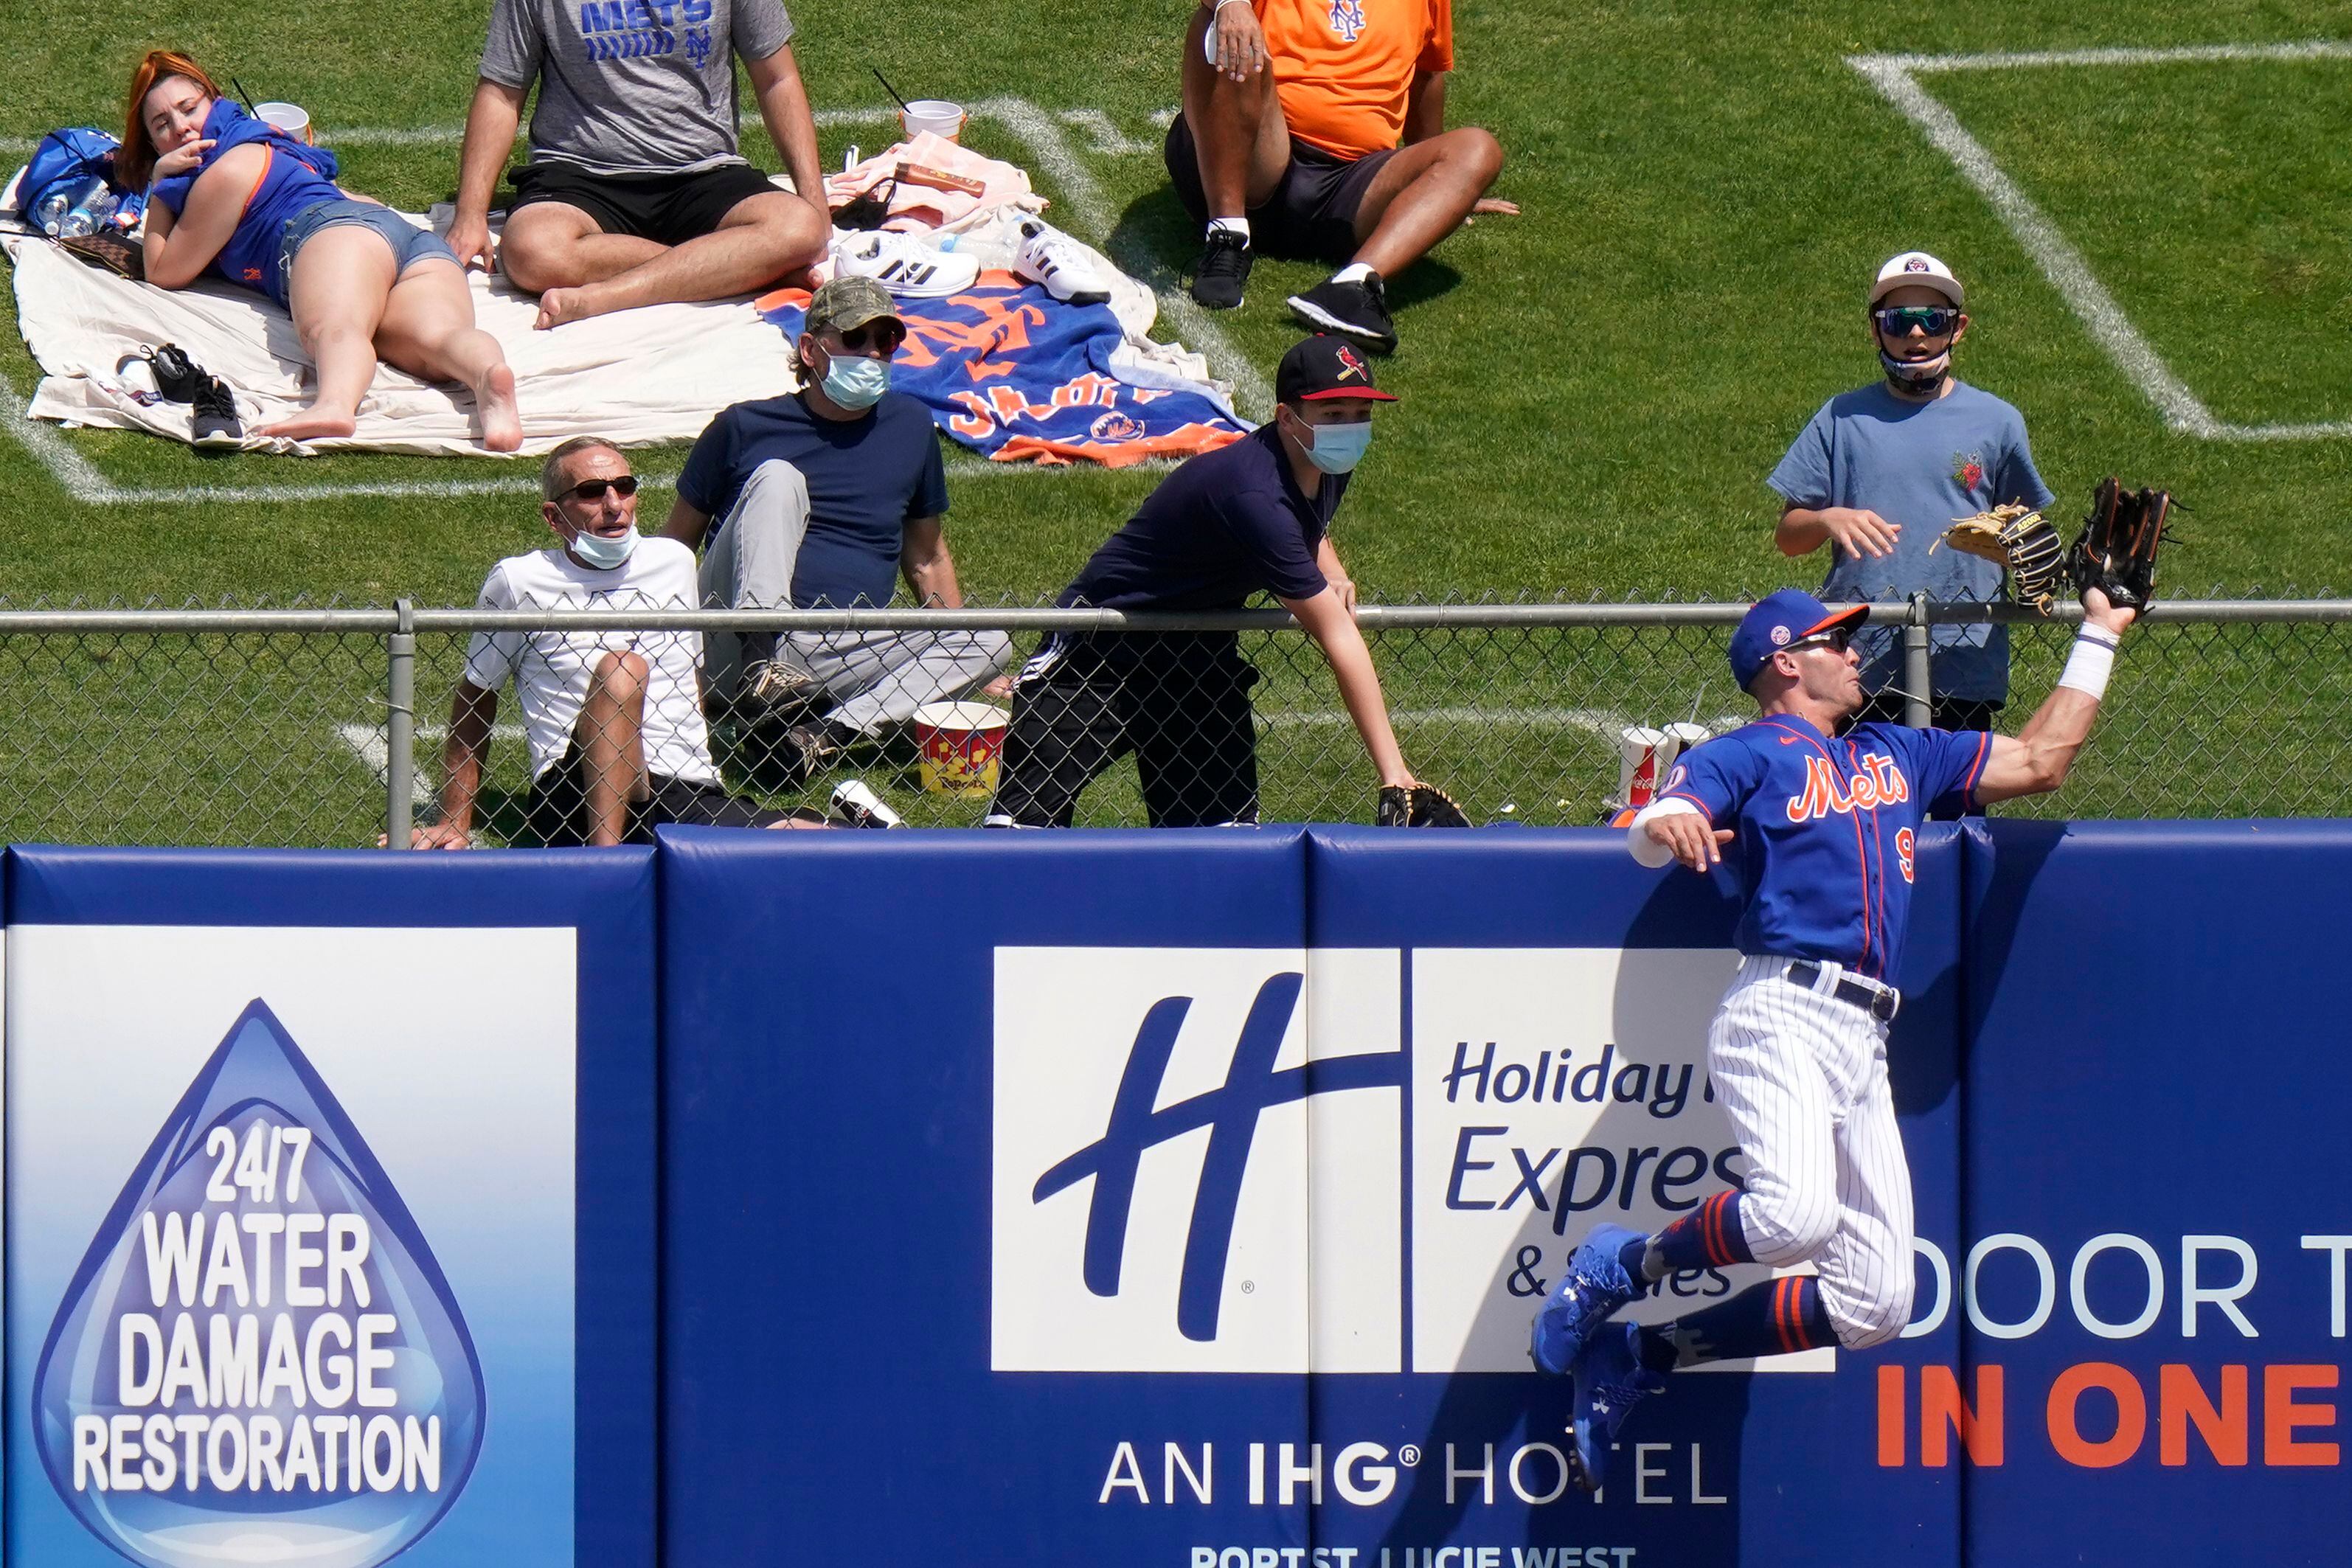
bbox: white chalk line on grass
[1850,41,2352,443]
[5,100,1248,502]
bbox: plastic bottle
[34,176,100,236]
[58,185,119,239]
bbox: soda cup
[830,778,903,829]
[1616,726,1670,812]
[1663,722,1710,773]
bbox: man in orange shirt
[1165,0,1514,352]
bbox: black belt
[1786,960,1900,1022]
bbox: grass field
[3,1,2348,839]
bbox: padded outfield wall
[3,823,2345,1567]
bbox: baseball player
[1530,582,2137,1491]
[985,334,1442,828]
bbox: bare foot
[533,286,603,330]
[254,408,359,442]
[476,362,522,452]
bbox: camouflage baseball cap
[805,275,903,339]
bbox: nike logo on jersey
[1785,752,1910,823]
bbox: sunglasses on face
[1873,305,1957,336]
[1787,628,1853,655]
[829,322,903,353]
[562,474,639,502]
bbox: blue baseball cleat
[1530,1221,1646,1376]
[1567,1321,1668,1494]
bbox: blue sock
[1651,1190,1756,1272]
[1662,1276,1834,1365]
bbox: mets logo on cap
[1904,257,1931,273]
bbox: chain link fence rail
[0,598,2347,849]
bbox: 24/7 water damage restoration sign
[7,921,583,1568]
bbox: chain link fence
[0,597,2346,848]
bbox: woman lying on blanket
[119,51,521,449]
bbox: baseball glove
[2066,476,2179,611]
[1934,503,2066,615]
[1377,783,1473,828]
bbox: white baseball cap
[1870,251,1965,308]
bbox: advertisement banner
[3,847,656,1568]
[659,825,1967,1566]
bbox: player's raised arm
[1974,589,2137,802]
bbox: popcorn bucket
[914,700,1008,797]
[255,103,314,144]
[900,100,966,143]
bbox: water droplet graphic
[33,1000,487,1568]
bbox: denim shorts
[274,199,459,308]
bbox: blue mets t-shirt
[1661,716,1991,981]
[677,389,948,609]
[1060,425,1340,611]
[1768,381,2054,705]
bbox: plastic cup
[913,699,1009,797]
[1616,726,1669,811]
[255,103,313,144]
[899,100,966,144]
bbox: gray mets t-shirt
[1768,380,2053,704]
[481,0,794,176]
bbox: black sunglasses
[1873,305,1958,336]
[562,474,639,502]
[829,322,903,353]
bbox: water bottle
[34,176,99,236]
[58,184,119,239]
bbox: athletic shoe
[1187,230,1253,310]
[1566,1322,1668,1494]
[190,375,243,442]
[1015,220,1111,305]
[1286,272,1398,354]
[1530,1221,1646,1376]
[830,230,979,298]
[737,659,817,724]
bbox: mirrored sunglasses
[1873,305,1957,336]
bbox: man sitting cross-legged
[1167,0,1517,352]
[447,0,829,329]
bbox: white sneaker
[1015,220,1111,305]
[830,230,979,298]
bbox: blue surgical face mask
[569,524,638,570]
[820,350,891,411]
[1297,416,1372,475]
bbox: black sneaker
[1286,272,1398,354]
[191,375,243,441]
[1187,229,1254,310]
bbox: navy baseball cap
[1728,589,1869,690]
[1275,335,1398,403]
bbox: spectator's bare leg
[532,192,828,330]
[257,226,395,443]
[499,202,668,292]
[577,649,651,847]
[1343,128,1504,277]
[372,259,523,452]
[1180,7,1292,217]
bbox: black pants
[989,632,1262,828]
[524,742,781,846]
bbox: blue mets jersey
[1660,717,1991,981]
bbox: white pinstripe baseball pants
[1707,955,1915,1349]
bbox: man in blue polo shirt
[663,276,1012,783]
[985,334,1430,827]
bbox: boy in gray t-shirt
[1769,251,2055,729]
[447,0,828,329]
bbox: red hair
[120,50,223,188]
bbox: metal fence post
[1904,592,1932,729]
[386,599,415,849]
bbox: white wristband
[1627,797,1700,868]
[2056,625,2118,699]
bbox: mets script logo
[1328,0,1367,41]
[993,948,1403,1373]
[1785,752,1910,823]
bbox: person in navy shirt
[986,334,1429,828]
[1530,582,2137,1494]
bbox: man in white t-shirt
[411,436,793,847]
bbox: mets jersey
[1660,717,1989,982]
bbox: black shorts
[1164,114,1395,263]
[524,741,784,846]
[506,159,780,247]
[988,631,1262,828]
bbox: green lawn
[2,1,2348,840]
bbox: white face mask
[1880,344,1952,391]
[568,524,638,570]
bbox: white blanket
[5,221,799,457]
